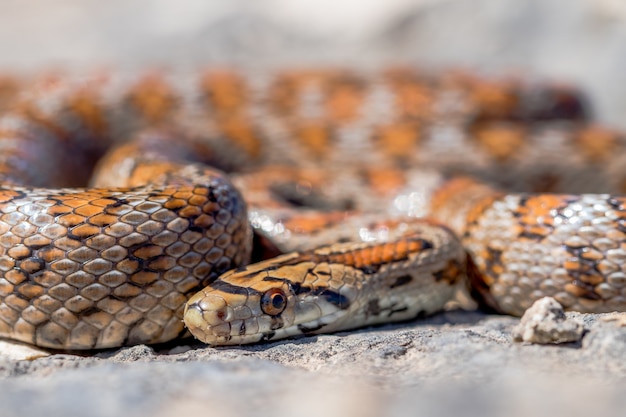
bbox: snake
[0,69,623,349]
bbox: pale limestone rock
[512,297,585,344]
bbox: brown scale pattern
[0,178,249,348]
[431,178,626,316]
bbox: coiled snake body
[0,69,624,349]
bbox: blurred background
[0,0,625,127]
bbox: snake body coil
[0,69,623,348]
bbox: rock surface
[2,310,626,417]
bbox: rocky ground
[1,305,626,417]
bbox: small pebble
[512,297,585,344]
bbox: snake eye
[261,288,287,316]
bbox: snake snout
[183,292,235,344]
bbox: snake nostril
[211,306,233,324]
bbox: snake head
[183,253,355,345]
[183,276,295,345]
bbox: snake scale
[0,69,624,349]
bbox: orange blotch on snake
[295,122,331,158]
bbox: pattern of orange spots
[363,167,407,196]
[394,83,433,120]
[563,259,581,271]
[267,70,321,114]
[382,68,435,119]
[282,212,350,235]
[431,177,502,232]
[473,123,527,162]
[324,78,364,123]
[524,225,551,238]
[564,282,597,299]
[217,118,262,159]
[430,178,468,214]
[201,70,248,115]
[126,74,177,123]
[515,195,571,226]
[376,122,421,161]
[320,238,431,271]
[467,196,499,231]
[435,259,464,285]
[578,274,605,286]
[295,122,331,158]
[128,161,174,186]
[469,80,519,120]
[575,125,621,162]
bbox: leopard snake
[0,69,624,349]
